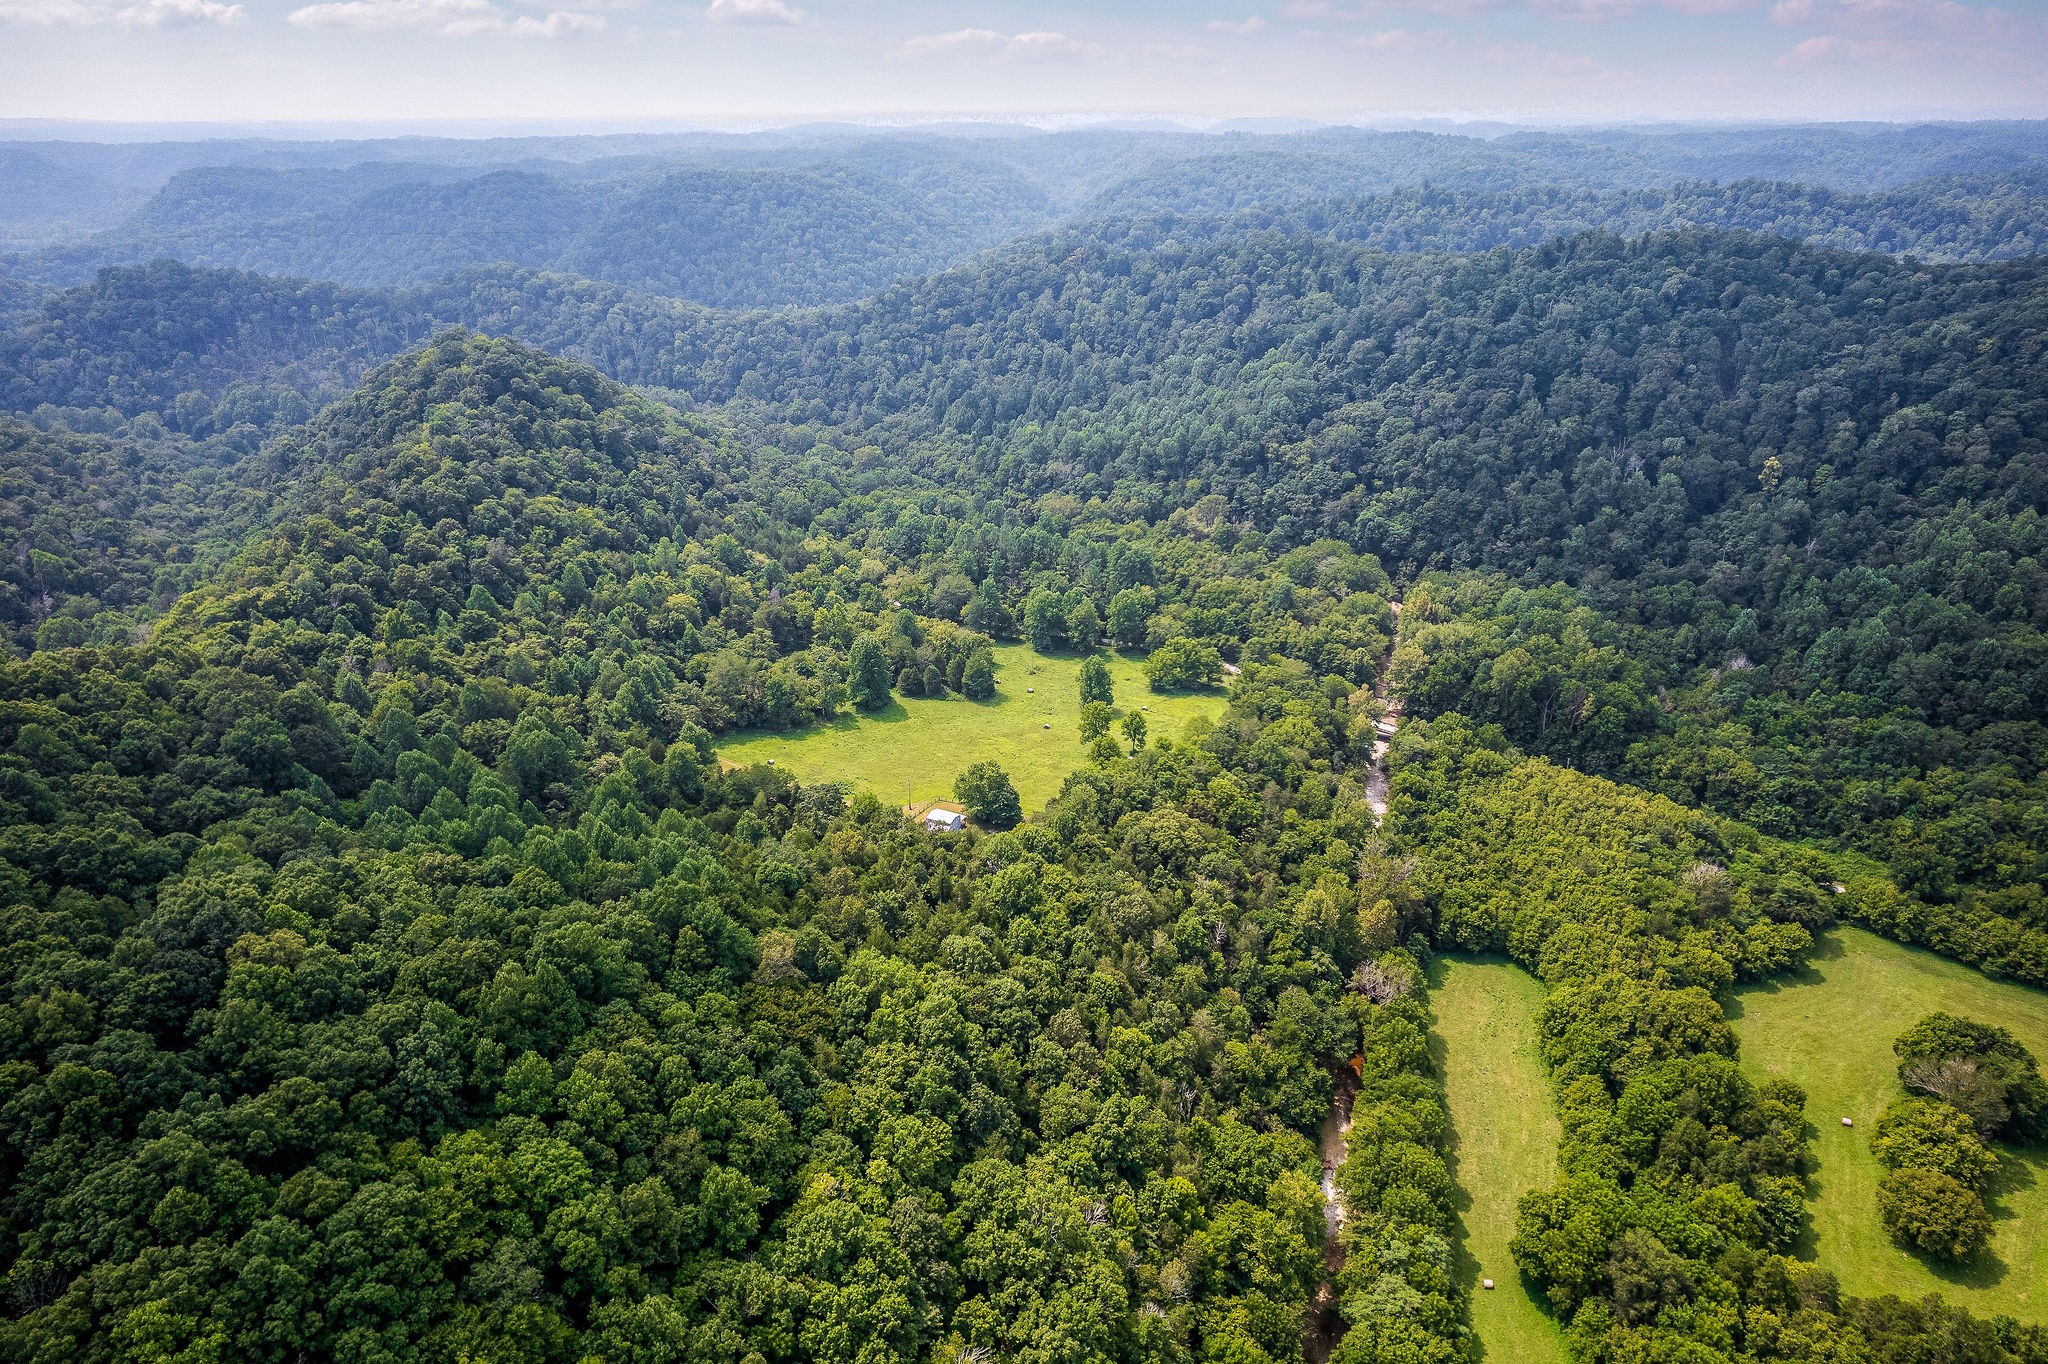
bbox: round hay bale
[1481,1279,1495,1290]
[1842,1117,1853,1127]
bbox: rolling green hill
[3,123,2048,1364]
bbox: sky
[1,0,2044,126]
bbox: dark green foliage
[1894,1012,2048,1141]
[1877,1167,1995,1262]
[959,647,996,701]
[1120,711,1148,752]
[952,761,1020,830]
[847,635,893,711]
[0,260,415,422]
[6,124,2048,1364]
[1080,700,1114,742]
[0,338,1437,1364]
[1399,717,1825,1348]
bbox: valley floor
[1428,955,1570,1364]
[714,643,1226,811]
[1731,926,2048,1320]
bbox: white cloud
[0,0,240,23]
[1206,14,1267,32]
[1353,24,1448,45]
[899,27,1107,58]
[1288,0,1762,19]
[706,0,800,22]
[287,0,600,34]
[0,0,101,18]
[1775,31,1839,57]
[1767,0,2045,71]
[509,7,599,32]
[117,0,243,22]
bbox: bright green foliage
[0,340,1445,1364]
[1079,700,1114,743]
[1146,638,1223,693]
[1022,587,1065,653]
[1873,1098,1999,1191]
[1427,957,1568,1364]
[959,648,996,701]
[1395,717,1835,1351]
[1119,711,1147,753]
[1107,589,1152,649]
[1078,655,1114,707]
[1731,927,2048,1321]
[716,645,1226,814]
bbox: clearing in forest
[1428,956,1570,1364]
[715,642,1227,812]
[1731,926,2048,1319]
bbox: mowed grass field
[1731,927,2048,1319]
[715,643,1227,812]
[1427,956,1570,1364]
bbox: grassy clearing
[1427,956,1570,1364]
[715,643,1227,813]
[1731,926,2048,1319]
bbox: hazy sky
[2,0,2044,125]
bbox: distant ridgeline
[1,122,2047,1364]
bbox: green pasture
[1427,956,1570,1364]
[1731,926,2048,1319]
[715,643,1227,812]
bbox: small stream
[1305,1060,1360,1364]
[1306,597,1404,1364]
[1363,599,1403,823]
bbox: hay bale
[1481,1279,1495,1290]
[1842,1117,1853,1127]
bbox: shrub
[1876,1167,1994,1261]
[1871,1099,1998,1191]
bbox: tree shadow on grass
[1423,997,1487,1335]
[1723,929,1845,1023]
[1859,1134,2037,1295]
[730,692,1002,744]
[1816,1134,2027,1293]
[1423,954,1567,1361]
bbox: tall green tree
[1078,655,1114,707]
[954,761,1021,829]
[848,635,893,711]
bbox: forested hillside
[3,121,2048,1364]
[1119,174,2048,261]
[10,121,2048,304]
[6,161,1051,308]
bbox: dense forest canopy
[2,119,2047,1364]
